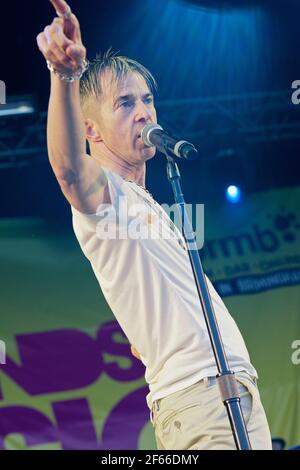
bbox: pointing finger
[49,0,71,17]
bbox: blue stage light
[226,185,241,203]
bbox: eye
[144,96,153,104]
[120,101,133,108]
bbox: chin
[142,147,156,161]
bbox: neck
[91,144,146,187]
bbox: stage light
[0,96,36,117]
[226,185,241,203]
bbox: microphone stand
[164,151,252,450]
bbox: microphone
[141,123,198,161]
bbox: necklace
[126,180,187,251]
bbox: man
[37,0,272,450]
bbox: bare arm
[37,0,109,213]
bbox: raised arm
[37,0,109,213]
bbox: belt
[149,371,257,424]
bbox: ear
[84,118,103,143]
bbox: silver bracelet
[46,59,89,82]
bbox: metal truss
[0,89,299,167]
[156,89,300,145]
[0,111,47,168]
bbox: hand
[131,345,141,361]
[36,0,86,78]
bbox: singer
[37,0,272,450]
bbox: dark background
[1,0,299,222]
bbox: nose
[134,99,153,122]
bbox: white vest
[71,167,257,410]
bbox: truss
[0,89,299,167]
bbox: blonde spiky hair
[79,48,158,117]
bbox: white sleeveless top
[71,167,257,410]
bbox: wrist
[47,59,89,83]
[49,74,80,101]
